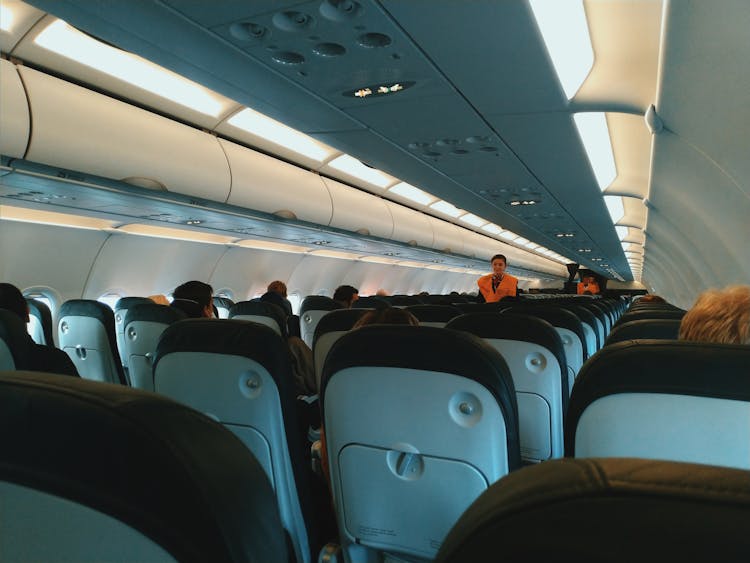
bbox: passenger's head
[259,290,292,317]
[267,280,288,298]
[148,294,170,306]
[0,282,29,322]
[490,254,507,276]
[172,280,213,318]
[333,285,359,308]
[638,294,666,304]
[375,288,389,297]
[679,285,750,345]
[352,307,419,329]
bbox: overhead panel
[0,60,30,158]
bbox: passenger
[678,285,750,344]
[0,282,79,377]
[352,307,419,328]
[333,285,359,308]
[261,281,293,317]
[375,288,389,297]
[577,275,601,295]
[477,254,518,302]
[170,280,213,318]
[638,294,667,304]
[147,294,170,306]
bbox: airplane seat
[505,305,587,382]
[388,295,423,307]
[0,370,287,562]
[588,301,614,334]
[446,312,568,463]
[114,297,154,368]
[122,303,187,391]
[25,298,54,346]
[58,300,126,385]
[614,309,686,329]
[0,309,30,370]
[299,296,343,348]
[212,296,235,319]
[604,319,682,346]
[228,300,288,337]
[153,319,317,563]
[557,304,599,356]
[404,304,463,327]
[453,302,509,314]
[351,295,389,310]
[320,325,521,561]
[575,302,608,342]
[435,457,750,562]
[566,340,750,469]
[312,308,371,392]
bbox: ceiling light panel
[327,154,395,188]
[34,20,226,117]
[429,200,464,218]
[458,213,487,227]
[388,182,436,205]
[574,112,617,191]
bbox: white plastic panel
[1,481,176,563]
[220,138,333,225]
[321,177,394,239]
[429,217,465,255]
[20,66,231,201]
[386,201,434,248]
[0,60,30,158]
[0,1,45,54]
[575,393,750,469]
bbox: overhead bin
[386,201,434,248]
[321,177,393,239]
[429,217,466,255]
[220,138,333,225]
[0,60,30,158]
[19,65,231,201]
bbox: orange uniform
[577,281,600,295]
[477,273,518,302]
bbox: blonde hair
[148,294,170,306]
[679,285,750,344]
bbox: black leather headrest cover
[320,325,521,470]
[404,304,463,322]
[605,319,681,346]
[114,297,154,312]
[300,295,342,314]
[0,370,287,563]
[0,309,30,367]
[446,313,569,403]
[312,308,370,344]
[565,340,750,456]
[436,457,750,562]
[124,303,187,327]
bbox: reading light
[429,200,463,218]
[459,213,487,227]
[388,182,435,205]
[574,113,617,191]
[529,0,594,99]
[327,155,394,188]
[35,20,225,117]
[481,223,504,235]
[227,108,336,163]
[604,195,625,223]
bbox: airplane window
[288,292,301,315]
[97,292,122,310]
[215,288,234,300]
[23,292,53,312]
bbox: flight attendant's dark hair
[491,254,507,265]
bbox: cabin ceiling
[15,0,671,282]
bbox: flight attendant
[477,254,518,302]
[577,275,601,295]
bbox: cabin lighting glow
[388,182,435,205]
[515,237,531,245]
[429,200,463,218]
[360,255,400,264]
[529,0,594,99]
[327,155,394,188]
[499,230,519,241]
[236,239,309,253]
[226,108,335,162]
[0,5,14,32]
[117,224,234,244]
[574,113,616,191]
[604,195,625,223]
[481,223,504,235]
[458,213,487,227]
[524,242,540,250]
[34,20,225,117]
[0,205,116,231]
[615,226,628,240]
[309,249,362,260]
